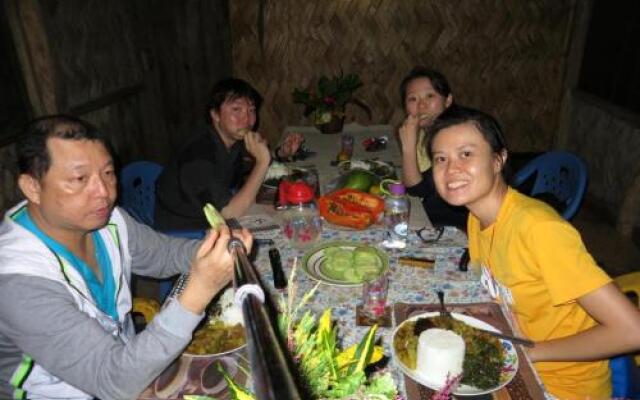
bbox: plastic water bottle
[382,182,411,249]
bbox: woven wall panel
[28,0,232,164]
[231,0,576,151]
[40,0,141,110]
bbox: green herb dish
[301,241,389,286]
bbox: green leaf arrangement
[186,259,398,400]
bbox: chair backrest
[120,161,205,302]
[119,161,163,226]
[610,273,640,398]
[511,151,588,220]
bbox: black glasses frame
[416,226,445,244]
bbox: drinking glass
[340,134,354,158]
[361,273,389,320]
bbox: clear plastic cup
[361,273,389,319]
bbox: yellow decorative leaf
[317,308,332,336]
[351,325,378,374]
[335,344,384,369]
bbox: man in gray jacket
[0,115,251,399]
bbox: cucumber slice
[322,258,350,280]
[353,251,381,267]
[357,264,381,275]
[343,267,361,283]
[322,267,345,280]
[203,203,226,230]
[330,248,353,261]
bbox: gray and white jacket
[0,202,202,399]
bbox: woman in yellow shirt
[426,106,640,399]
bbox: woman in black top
[397,67,468,230]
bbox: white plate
[392,311,519,396]
[182,342,246,359]
[301,241,389,287]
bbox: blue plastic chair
[119,161,205,300]
[119,161,163,226]
[611,355,640,398]
[511,151,588,220]
[611,272,640,398]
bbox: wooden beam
[556,0,593,148]
[67,84,144,116]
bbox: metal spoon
[436,290,452,318]
[436,290,535,347]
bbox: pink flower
[431,373,462,400]
[323,96,336,105]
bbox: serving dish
[301,241,389,287]
[337,159,396,179]
[183,320,246,357]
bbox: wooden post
[555,0,593,149]
[4,0,59,116]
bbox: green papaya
[342,170,375,192]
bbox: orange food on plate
[318,189,384,229]
[329,189,384,219]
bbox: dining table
[139,124,550,400]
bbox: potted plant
[292,72,371,134]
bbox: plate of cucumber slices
[301,241,389,287]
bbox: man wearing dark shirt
[155,78,301,230]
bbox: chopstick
[249,224,281,233]
[226,218,242,230]
[398,257,435,269]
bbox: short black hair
[17,115,109,179]
[426,105,508,160]
[427,106,511,172]
[205,78,263,124]
[426,105,512,182]
[399,66,452,106]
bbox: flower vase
[316,116,345,134]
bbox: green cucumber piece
[203,203,226,230]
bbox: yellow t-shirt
[467,187,612,399]
[416,128,431,172]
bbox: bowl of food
[184,287,246,357]
[183,320,245,357]
[392,312,518,396]
[337,159,396,179]
[263,162,290,188]
[152,288,247,398]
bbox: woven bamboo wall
[20,0,231,164]
[230,0,577,152]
